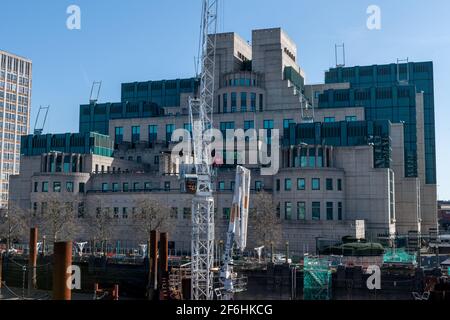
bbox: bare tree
[133,199,172,244]
[248,191,282,250]
[0,206,29,250]
[86,201,114,255]
[36,194,80,245]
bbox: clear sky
[0,0,449,198]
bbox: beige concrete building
[9,28,438,254]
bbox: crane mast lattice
[190,0,219,301]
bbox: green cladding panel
[285,120,392,169]
[318,84,417,177]
[21,132,114,157]
[79,78,198,136]
[323,62,435,184]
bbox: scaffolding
[303,256,332,300]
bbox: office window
[285,202,292,220]
[148,125,157,143]
[297,178,305,190]
[309,148,316,167]
[240,92,247,112]
[122,182,129,192]
[53,182,61,193]
[276,203,281,218]
[338,179,342,191]
[324,117,335,123]
[285,178,292,191]
[166,124,175,142]
[338,202,343,220]
[170,207,178,219]
[317,148,323,168]
[112,183,119,192]
[42,182,48,192]
[164,181,170,191]
[32,202,38,216]
[283,119,294,129]
[276,179,280,191]
[312,202,321,220]
[131,126,140,143]
[297,202,306,220]
[250,93,256,112]
[230,181,235,191]
[122,207,128,219]
[144,182,151,191]
[223,208,231,220]
[220,121,235,137]
[41,202,48,215]
[34,181,38,192]
[113,207,119,219]
[300,148,308,168]
[56,155,62,172]
[231,92,237,112]
[312,178,320,190]
[78,202,85,218]
[64,182,73,193]
[326,178,333,191]
[183,207,191,220]
[217,94,221,112]
[183,123,192,134]
[133,182,139,191]
[63,155,70,172]
[218,181,225,191]
[326,202,333,220]
[259,94,263,111]
[223,93,228,113]
[95,207,102,218]
[78,183,85,193]
[345,116,357,122]
[102,183,108,192]
[255,181,262,191]
[115,127,123,144]
[244,120,254,130]
[154,156,159,165]
[263,120,274,145]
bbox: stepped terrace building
[9,28,437,254]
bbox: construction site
[1,229,450,301]
[1,0,449,303]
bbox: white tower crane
[189,0,219,301]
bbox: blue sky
[1,0,449,198]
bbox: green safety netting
[303,256,332,300]
[383,248,417,265]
